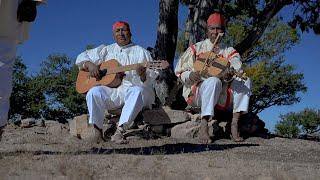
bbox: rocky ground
[0,121,320,180]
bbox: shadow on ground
[1,143,259,156]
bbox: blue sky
[17,1,319,131]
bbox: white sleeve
[174,47,194,85]
[225,47,242,71]
[75,45,107,68]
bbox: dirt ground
[0,122,319,180]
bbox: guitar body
[194,51,229,78]
[76,59,122,94]
[76,59,169,94]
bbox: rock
[20,118,36,128]
[69,114,88,137]
[171,119,224,139]
[80,126,103,143]
[35,119,45,127]
[46,121,66,135]
[143,107,190,125]
[150,125,164,134]
[190,113,201,121]
[170,121,200,139]
[126,136,142,140]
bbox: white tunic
[75,43,158,129]
[175,38,251,115]
[76,43,157,91]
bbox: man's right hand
[84,61,100,79]
[189,71,202,82]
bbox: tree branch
[235,0,292,56]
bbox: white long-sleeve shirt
[175,38,243,103]
[75,43,158,92]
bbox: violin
[193,33,247,82]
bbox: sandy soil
[0,123,319,180]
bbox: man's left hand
[136,65,147,82]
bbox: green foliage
[224,14,252,47]
[225,16,300,63]
[245,59,307,114]
[36,54,87,121]
[224,15,306,114]
[276,108,320,137]
[9,55,86,121]
[297,108,320,134]
[9,57,47,119]
[275,112,300,138]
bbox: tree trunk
[154,0,179,64]
[153,0,185,109]
[191,0,216,43]
[182,0,222,51]
[183,3,196,51]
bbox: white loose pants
[0,38,17,127]
[193,77,222,118]
[193,77,252,118]
[86,84,154,129]
[231,77,252,113]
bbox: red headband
[207,13,225,27]
[112,21,130,30]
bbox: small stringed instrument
[76,59,169,93]
[193,33,247,82]
[194,51,229,79]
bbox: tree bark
[154,0,179,64]
[181,0,223,51]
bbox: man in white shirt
[75,21,158,144]
[175,12,252,143]
[0,0,45,141]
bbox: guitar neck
[107,62,146,74]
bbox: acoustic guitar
[76,59,169,94]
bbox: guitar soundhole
[99,69,108,77]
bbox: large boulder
[46,120,68,135]
[171,119,222,139]
[142,107,190,125]
[69,114,88,137]
[170,120,200,139]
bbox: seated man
[175,12,252,143]
[75,21,158,144]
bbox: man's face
[207,24,224,44]
[113,26,132,46]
